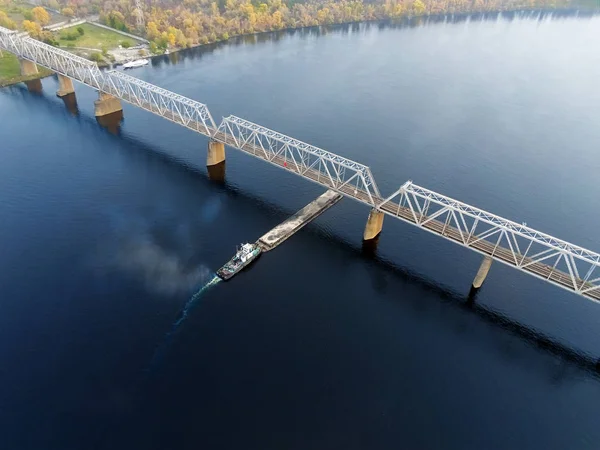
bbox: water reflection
[207,161,226,183]
[146,8,600,73]
[24,79,42,94]
[60,92,79,116]
[96,110,124,135]
[361,235,380,258]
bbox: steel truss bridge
[2,25,600,303]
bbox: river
[1,11,600,449]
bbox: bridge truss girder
[102,70,215,135]
[0,25,215,135]
[379,181,600,300]
[217,115,382,204]
[0,26,103,87]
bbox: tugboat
[216,243,262,280]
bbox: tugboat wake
[148,274,221,372]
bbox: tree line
[4,0,569,51]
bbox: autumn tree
[61,7,74,17]
[32,6,51,25]
[146,21,160,40]
[411,0,427,14]
[0,11,17,30]
[33,0,568,52]
[22,19,42,36]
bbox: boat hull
[216,248,261,281]
[123,59,149,69]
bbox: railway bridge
[2,25,600,303]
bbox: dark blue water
[2,12,600,449]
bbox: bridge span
[2,25,600,303]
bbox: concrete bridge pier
[363,208,385,241]
[472,256,493,289]
[19,58,38,76]
[207,141,225,167]
[56,74,74,97]
[94,91,122,117]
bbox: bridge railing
[379,181,600,298]
[216,115,382,205]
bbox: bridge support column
[363,209,384,241]
[472,256,493,289]
[207,141,225,166]
[19,58,38,76]
[56,74,74,97]
[94,91,122,117]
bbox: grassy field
[0,52,52,87]
[56,23,141,50]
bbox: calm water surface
[1,12,600,449]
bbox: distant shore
[1,6,596,87]
[142,6,598,60]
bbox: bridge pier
[19,58,38,76]
[207,141,225,166]
[472,256,493,289]
[363,208,385,241]
[94,91,123,117]
[56,74,74,97]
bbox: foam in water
[148,274,221,371]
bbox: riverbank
[148,6,598,59]
[1,7,596,86]
[0,52,52,87]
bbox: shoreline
[1,6,596,86]
[146,6,597,59]
[0,59,53,88]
